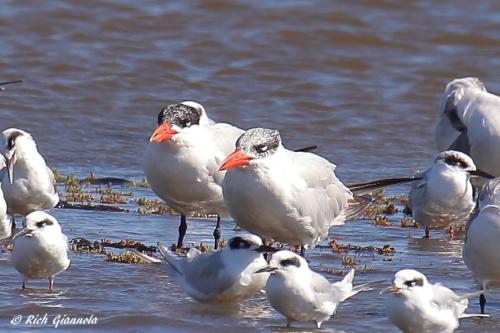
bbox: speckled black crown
[228,236,254,250]
[157,103,201,128]
[436,151,475,170]
[236,128,282,159]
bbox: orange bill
[150,123,177,142]
[219,148,252,171]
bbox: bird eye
[6,131,23,149]
[254,144,268,153]
[280,257,301,267]
[404,278,423,287]
[35,219,53,228]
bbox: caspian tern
[0,129,59,221]
[143,101,244,249]
[384,269,488,333]
[11,211,70,291]
[220,127,417,254]
[257,250,377,328]
[463,178,500,314]
[409,150,493,238]
[435,77,500,176]
[156,234,275,303]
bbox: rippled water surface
[1,0,500,332]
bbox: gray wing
[310,271,337,312]
[448,130,470,155]
[431,283,467,318]
[182,250,239,296]
[288,151,352,236]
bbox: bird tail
[459,313,490,319]
[128,249,162,264]
[332,269,382,302]
[456,290,484,301]
[345,194,373,220]
[157,243,187,275]
[347,177,421,196]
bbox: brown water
[0,0,499,331]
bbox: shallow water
[0,0,499,331]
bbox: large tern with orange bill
[220,127,418,255]
[143,101,244,249]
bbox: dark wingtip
[348,177,422,194]
[0,80,24,86]
[293,145,318,153]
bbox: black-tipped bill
[469,169,496,179]
[255,266,277,274]
[12,228,33,240]
[4,154,14,185]
[254,245,278,253]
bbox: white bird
[409,150,493,238]
[258,250,375,328]
[0,128,59,223]
[435,77,500,176]
[220,127,416,254]
[463,178,500,314]
[384,269,487,333]
[143,101,244,249]
[156,234,275,303]
[11,211,70,291]
[0,188,10,240]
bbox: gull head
[256,250,307,276]
[435,150,476,172]
[150,101,205,143]
[219,128,282,171]
[226,234,276,254]
[384,269,429,296]
[0,128,36,184]
[13,211,61,241]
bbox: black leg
[177,214,187,248]
[424,226,430,238]
[11,215,16,231]
[213,215,221,250]
[480,291,486,314]
[300,245,306,257]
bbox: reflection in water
[408,235,465,258]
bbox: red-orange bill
[150,123,177,142]
[219,148,252,171]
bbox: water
[0,0,499,331]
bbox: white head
[0,128,37,184]
[224,234,276,256]
[257,250,308,277]
[149,101,210,143]
[434,150,495,180]
[435,150,476,172]
[12,211,62,241]
[219,128,284,171]
[439,77,486,130]
[385,269,431,299]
